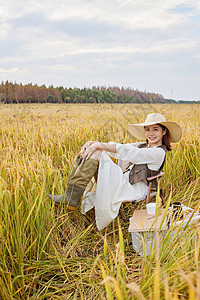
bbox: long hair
[159,124,172,151]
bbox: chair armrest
[146,172,164,182]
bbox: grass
[0,103,199,299]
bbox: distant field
[0,103,199,299]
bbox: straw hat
[127,113,182,142]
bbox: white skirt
[81,151,148,230]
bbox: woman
[50,113,182,230]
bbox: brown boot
[49,156,98,210]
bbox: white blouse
[109,142,166,171]
[81,142,166,231]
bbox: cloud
[0,40,22,58]
[0,0,199,100]
[48,18,121,40]
[11,12,45,28]
[0,67,19,73]
[43,64,75,71]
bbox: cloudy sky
[0,0,200,100]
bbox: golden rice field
[0,103,199,299]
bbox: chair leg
[146,182,152,205]
[160,188,165,206]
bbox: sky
[0,0,200,101]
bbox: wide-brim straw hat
[127,113,182,143]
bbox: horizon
[0,0,200,101]
[1,80,199,102]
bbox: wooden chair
[146,172,164,205]
[119,172,165,220]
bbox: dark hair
[145,124,172,151]
[159,124,172,151]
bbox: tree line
[0,81,197,104]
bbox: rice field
[0,103,199,299]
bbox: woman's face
[144,124,166,147]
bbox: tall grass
[0,103,199,299]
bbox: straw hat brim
[127,121,182,143]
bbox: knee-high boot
[49,156,99,210]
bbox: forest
[0,81,178,104]
[1,81,199,104]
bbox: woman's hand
[81,142,100,160]
[80,141,116,160]
[81,141,95,155]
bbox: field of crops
[0,103,199,299]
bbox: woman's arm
[81,142,116,160]
[116,143,166,167]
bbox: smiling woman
[50,112,182,230]
[144,124,167,147]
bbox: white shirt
[82,142,166,230]
[109,142,166,171]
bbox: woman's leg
[50,151,102,210]
[89,150,103,162]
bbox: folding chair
[119,172,165,220]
